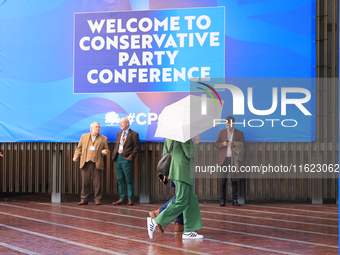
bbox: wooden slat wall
[0,141,338,201]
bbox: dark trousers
[220,157,238,200]
[81,162,102,202]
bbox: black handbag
[157,140,175,176]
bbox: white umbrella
[155,95,224,142]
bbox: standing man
[112,117,140,206]
[215,116,245,206]
[73,121,109,206]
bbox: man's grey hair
[90,121,100,128]
[121,117,130,126]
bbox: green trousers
[155,180,202,232]
[115,154,134,200]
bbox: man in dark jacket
[112,117,140,206]
[215,116,245,206]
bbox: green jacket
[163,139,200,186]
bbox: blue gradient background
[0,0,316,142]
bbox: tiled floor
[0,200,338,254]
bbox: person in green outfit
[147,135,203,239]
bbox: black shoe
[232,200,241,206]
[220,199,225,206]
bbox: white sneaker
[182,232,203,239]
[147,217,158,239]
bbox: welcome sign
[74,7,225,93]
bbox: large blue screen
[0,0,316,142]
